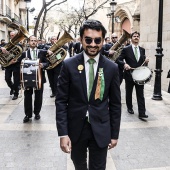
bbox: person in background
[43,36,65,97]
[116,31,149,119]
[18,35,49,123]
[56,19,121,170]
[0,31,21,100]
[0,39,7,70]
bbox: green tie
[134,47,138,61]
[33,49,36,60]
[88,58,95,100]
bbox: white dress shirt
[83,51,99,96]
[30,48,38,60]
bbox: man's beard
[84,46,100,57]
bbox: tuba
[109,29,131,61]
[0,23,30,67]
[46,31,73,69]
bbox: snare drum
[131,66,152,85]
[20,59,42,89]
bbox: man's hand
[39,63,44,68]
[124,63,131,70]
[9,59,17,65]
[108,139,118,150]
[47,50,53,55]
[109,50,115,55]
[60,136,72,153]
[1,47,9,54]
[145,57,149,64]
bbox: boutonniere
[95,68,105,100]
[78,64,84,73]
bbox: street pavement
[1,67,170,170]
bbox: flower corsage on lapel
[95,68,105,100]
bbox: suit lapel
[77,53,88,100]
[27,49,31,59]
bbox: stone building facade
[0,0,27,41]
[95,0,170,92]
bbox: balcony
[13,13,23,25]
[6,5,11,18]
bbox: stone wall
[140,0,170,92]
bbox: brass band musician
[17,35,50,123]
[0,31,21,100]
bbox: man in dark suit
[18,35,49,123]
[73,37,83,54]
[43,36,64,98]
[0,31,21,100]
[56,20,121,170]
[116,31,149,119]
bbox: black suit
[43,43,63,96]
[4,43,22,97]
[116,44,147,115]
[56,52,121,170]
[18,49,49,117]
[73,42,83,54]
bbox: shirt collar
[30,47,37,51]
[83,51,100,64]
[132,44,139,49]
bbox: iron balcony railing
[14,13,23,24]
[6,5,11,18]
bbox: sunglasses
[112,37,117,39]
[84,37,102,44]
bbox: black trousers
[24,85,44,117]
[125,79,146,115]
[5,66,20,96]
[46,63,62,95]
[71,120,108,170]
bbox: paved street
[1,67,170,170]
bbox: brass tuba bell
[109,29,131,61]
[0,23,30,67]
[46,31,73,70]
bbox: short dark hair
[131,31,140,38]
[79,19,107,38]
[28,35,37,41]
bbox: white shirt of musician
[132,44,140,61]
[30,48,39,60]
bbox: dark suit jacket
[56,52,121,148]
[116,44,146,81]
[73,42,83,54]
[18,49,49,83]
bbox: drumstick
[141,61,146,66]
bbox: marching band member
[116,31,149,119]
[0,31,21,100]
[18,35,49,123]
[43,36,65,98]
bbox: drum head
[132,66,152,82]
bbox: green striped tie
[134,47,138,61]
[33,49,36,60]
[88,58,95,100]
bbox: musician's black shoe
[127,109,134,114]
[12,96,18,100]
[23,116,31,123]
[10,89,14,95]
[139,114,148,119]
[50,94,55,98]
[35,114,41,120]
